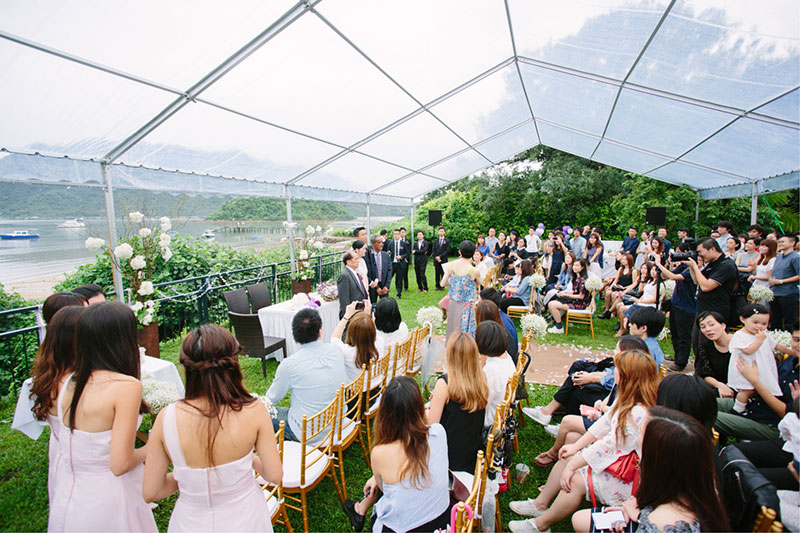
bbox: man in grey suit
[336,251,369,319]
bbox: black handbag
[719,446,780,531]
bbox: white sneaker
[547,325,564,334]
[522,406,552,426]
[508,518,550,532]
[544,424,560,437]
[509,498,547,517]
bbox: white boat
[202,229,216,240]
[59,218,86,228]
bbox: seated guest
[476,320,516,428]
[614,263,658,337]
[547,259,591,334]
[480,288,518,357]
[373,297,409,362]
[655,374,718,434]
[266,308,347,442]
[626,306,666,367]
[607,262,652,333]
[501,260,533,313]
[426,333,488,472]
[543,251,576,303]
[476,234,490,257]
[332,301,381,385]
[571,407,730,533]
[143,325,282,532]
[473,248,492,285]
[342,376,450,532]
[599,252,638,318]
[42,292,86,323]
[476,298,518,364]
[693,311,733,397]
[72,283,106,305]
[525,336,648,468]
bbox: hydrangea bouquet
[521,313,548,339]
[284,223,331,281]
[141,373,181,414]
[416,306,444,331]
[530,273,547,290]
[749,285,774,302]
[584,275,603,293]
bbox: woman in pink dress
[143,324,283,532]
[49,301,156,532]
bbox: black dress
[438,374,485,472]
[695,339,731,388]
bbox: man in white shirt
[485,227,499,254]
[526,226,541,259]
[266,308,347,441]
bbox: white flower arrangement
[520,313,548,339]
[138,281,154,296]
[114,242,134,260]
[129,211,145,224]
[530,273,546,289]
[313,240,325,250]
[258,395,278,418]
[158,233,171,248]
[141,373,181,414]
[769,330,791,352]
[85,237,105,250]
[657,327,670,341]
[159,216,171,232]
[298,249,309,260]
[130,255,146,270]
[416,306,444,330]
[660,279,675,299]
[305,225,315,235]
[584,275,603,292]
[161,248,173,261]
[749,285,774,302]
[138,228,152,238]
[315,225,322,233]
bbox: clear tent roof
[0,0,798,205]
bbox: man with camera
[654,241,697,371]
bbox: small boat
[1,230,40,240]
[59,218,86,228]
[202,229,216,240]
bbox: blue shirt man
[621,227,640,255]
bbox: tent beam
[101,163,124,300]
[366,195,371,240]
[503,0,542,145]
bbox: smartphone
[355,301,365,310]
[592,510,625,530]
[580,405,600,418]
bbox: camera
[672,251,698,262]
[355,301,366,310]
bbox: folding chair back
[261,421,293,532]
[392,334,415,379]
[333,365,367,498]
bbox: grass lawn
[0,266,668,532]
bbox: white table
[12,356,185,440]
[258,299,339,359]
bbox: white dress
[728,329,781,395]
[163,404,272,532]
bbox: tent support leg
[285,186,295,275]
[694,200,700,240]
[750,183,758,225]
[366,195,371,240]
[409,204,414,239]
[102,163,125,301]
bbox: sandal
[534,452,557,468]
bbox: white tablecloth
[258,299,339,359]
[12,356,184,440]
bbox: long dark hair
[638,406,730,531]
[180,324,256,466]
[31,306,84,420]
[345,312,379,367]
[68,302,147,431]
[374,376,431,489]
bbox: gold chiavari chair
[260,421,293,532]
[332,365,366,499]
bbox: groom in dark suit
[412,230,430,292]
[336,251,369,319]
[367,235,392,303]
[388,229,410,299]
[431,227,450,290]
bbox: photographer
[654,242,697,372]
[684,238,738,365]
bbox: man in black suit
[336,251,369,319]
[412,230,430,292]
[432,227,450,291]
[399,227,411,292]
[388,229,410,299]
[367,235,392,302]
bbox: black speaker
[428,210,442,227]
[646,207,666,227]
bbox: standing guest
[388,229,409,299]
[584,232,604,276]
[143,325,282,532]
[582,225,592,239]
[29,306,84,507]
[72,284,106,305]
[485,227,499,254]
[368,235,392,302]
[337,251,370,319]
[500,260,533,313]
[715,220,735,250]
[570,227,586,259]
[442,240,480,340]
[654,245,696,371]
[475,234,490,257]
[769,233,800,331]
[379,229,388,243]
[42,292,87,323]
[431,227,450,291]
[412,230,430,293]
[621,226,639,255]
[526,226,542,261]
[693,311,733,398]
[658,227,671,254]
[748,223,766,240]
[476,320,515,428]
[508,231,520,256]
[49,302,156,532]
[426,333,488,472]
[737,237,761,274]
[265,308,347,441]
[492,231,510,265]
[635,230,650,268]
[676,227,691,244]
[541,231,554,278]
[547,259,591,335]
[548,232,569,285]
[748,238,777,303]
[725,235,742,260]
[353,226,367,243]
[342,377,451,533]
[351,239,370,284]
[399,227,410,293]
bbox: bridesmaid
[49,301,156,532]
[143,324,283,532]
[442,240,481,341]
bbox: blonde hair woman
[426,333,489,472]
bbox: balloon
[537,223,545,229]
[563,225,572,236]
[535,228,544,236]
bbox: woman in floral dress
[442,240,481,341]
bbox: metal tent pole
[694,200,700,239]
[366,194,371,239]
[102,163,124,301]
[285,185,296,275]
[409,203,414,237]
[750,182,758,224]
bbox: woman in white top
[634,231,650,268]
[476,321,516,428]
[143,325,282,532]
[748,238,778,289]
[374,297,409,365]
[332,300,382,385]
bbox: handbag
[586,451,640,508]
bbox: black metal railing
[0,252,342,393]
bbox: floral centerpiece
[283,223,332,293]
[584,275,603,293]
[416,306,444,331]
[521,313,548,339]
[530,273,547,290]
[141,373,181,414]
[748,285,774,302]
[317,280,338,301]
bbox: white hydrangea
[584,275,603,292]
[313,241,325,250]
[139,346,147,359]
[145,300,155,309]
[657,327,670,341]
[141,312,153,326]
[521,313,548,339]
[159,216,171,232]
[129,211,144,223]
[660,280,676,299]
[280,237,288,243]
[161,247,173,262]
[530,273,546,289]
[315,225,322,233]
[131,301,144,312]
[416,306,444,330]
[305,225,314,235]
[138,228,152,238]
[130,255,146,270]
[298,249,309,260]
[158,233,171,248]
[114,242,134,260]
[138,281,154,296]
[258,395,278,418]
[769,330,791,350]
[85,237,105,250]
